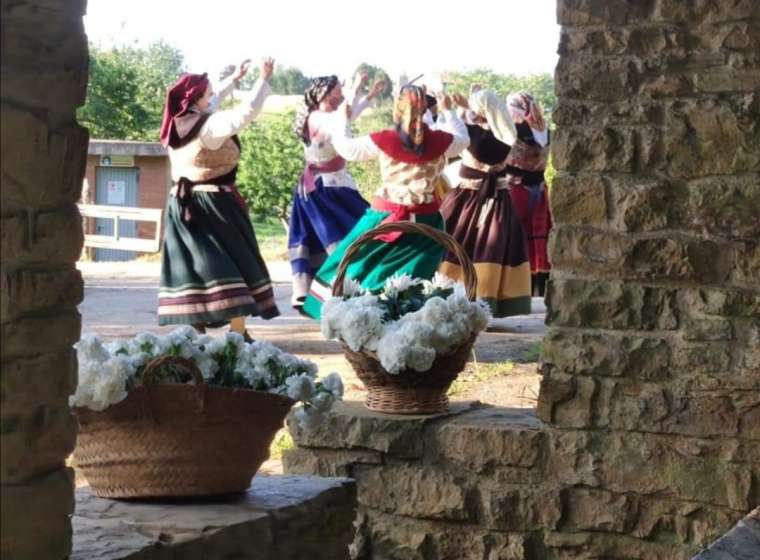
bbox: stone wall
[540,0,759,556]
[1,1,88,558]
[287,1,759,559]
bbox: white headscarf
[468,90,517,146]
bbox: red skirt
[508,181,552,274]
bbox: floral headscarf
[393,85,428,155]
[159,73,210,147]
[507,92,547,131]
[507,92,548,147]
[293,75,340,145]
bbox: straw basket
[333,221,478,414]
[74,356,294,498]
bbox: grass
[519,341,543,363]
[252,217,288,261]
[269,429,295,460]
[448,359,515,397]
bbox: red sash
[371,197,441,243]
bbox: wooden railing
[78,204,163,253]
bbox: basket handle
[142,356,206,387]
[332,221,478,301]
[141,356,206,414]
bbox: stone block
[549,226,629,275]
[546,278,678,331]
[552,125,636,173]
[0,16,88,110]
[680,288,760,319]
[597,431,753,510]
[537,371,596,428]
[608,178,673,232]
[733,240,760,288]
[0,104,89,212]
[480,484,562,531]
[1,399,77,483]
[626,237,734,284]
[0,266,83,323]
[1,309,80,360]
[549,173,608,226]
[432,407,547,477]
[663,97,760,179]
[0,349,78,410]
[562,487,638,533]
[683,318,734,341]
[71,475,357,560]
[288,400,481,459]
[654,0,760,24]
[355,464,474,521]
[1,204,84,266]
[544,530,694,560]
[542,330,673,381]
[0,467,75,560]
[283,447,383,478]
[686,175,760,240]
[556,56,638,102]
[557,0,657,27]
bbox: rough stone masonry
[287,1,760,559]
[1,1,89,558]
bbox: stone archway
[1,0,758,558]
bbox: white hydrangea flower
[170,325,199,341]
[310,391,334,413]
[342,277,365,297]
[383,273,420,298]
[285,374,316,401]
[321,372,344,398]
[422,272,458,295]
[75,334,110,364]
[196,354,220,380]
[293,407,323,431]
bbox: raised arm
[436,96,470,157]
[328,103,380,162]
[198,58,273,150]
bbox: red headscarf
[159,73,210,147]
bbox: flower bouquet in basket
[71,327,343,498]
[320,222,490,414]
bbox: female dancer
[289,73,385,311]
[301,85,470,319]
[158,58,279,339]
[439,90,532,317]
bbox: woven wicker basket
[333,221,478,414]
[74,356,294,498]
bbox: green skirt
[158,190,279,326]
[302,209,445,320]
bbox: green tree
[78,41,185,141]
[443,69,556,117]
[354,63,392,100]
[236,111,303,230]
[240,66,311,95]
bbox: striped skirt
[302,208,445,320]
[440,180,532,317]
[288,178,369,308]
[158,186,279,326]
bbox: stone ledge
[692,507,760,560]
[72,475,356,560]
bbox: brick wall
[1,1,88,558]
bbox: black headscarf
[293,75,340,145]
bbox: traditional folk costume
[302,86,470,320]
[439,90,532,317]
[506,92,553,297]
[158,73,280,327]
[288,76,371,310]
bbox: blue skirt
[288,178,369,306]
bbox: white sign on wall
[107,181,126,205]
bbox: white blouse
[329,108,470,162]
[197,78,271,150]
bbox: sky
[84,0,560,83]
